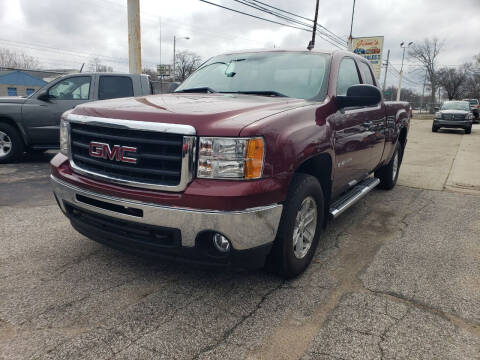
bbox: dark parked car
[0,73,152,163]
[462,98,479,121]
[51,49,410,278]
[432,101,474,134]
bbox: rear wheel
[375,142,402,190]
[0,123,24,164]
[269,174,324,279]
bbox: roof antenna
[79,63,85,73]
[307,0,320,50]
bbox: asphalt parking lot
[1,119,479,360]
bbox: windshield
[441,101,470,111]
[175,51,330,100]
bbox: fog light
[213,233,231,253]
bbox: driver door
[22,76,92,145]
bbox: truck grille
[70,122,187,188]
[441,113,465,120]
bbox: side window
[48,77,91,100]
[358,61,375,85]
[336,58,360,96]
[7,87,17,96]
[98,76,134,100]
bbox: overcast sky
[1,0,479,91]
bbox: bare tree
[437,66,468,100]
[174,51,202,82]
[0,48,39,69]
[88,57,113,72]
[409,38,443,112]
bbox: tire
[0,123,24,164]
[268,174,324,279]
[432,125,438,132]
[465,127,472,134]
[375,142,402,190]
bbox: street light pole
[173,35,190,81]
[396,41,413,101]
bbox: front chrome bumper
[51,175,283,250]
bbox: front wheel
[0,123,24,164]
[465,127,472,134]
[432,125,438,132]
[269,174,324,279]
[375,143,402,190]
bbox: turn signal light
[245,138,264,179]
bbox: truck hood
[72,93,307,136]
[0,97,26,104]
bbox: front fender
[240,101,335,199]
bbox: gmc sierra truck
[0,73,152,163]
[50,49,410,278]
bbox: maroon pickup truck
[50,49,410,278]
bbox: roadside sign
[352,36,384,79]
[157,64,171,76]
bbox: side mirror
[335,84,382,109]
[37,91,52,102]
[434,106,440,111]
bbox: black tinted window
[358,61,375,85]
[98,76,134,100]
[337,58,360,96]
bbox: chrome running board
[329,177,380,219]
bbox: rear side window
[337,58,360,96]
[358,61,375,85]
[98,76,134,100]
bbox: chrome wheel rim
[392,151,399,181]
[0,131,12,158]
[293,196,317,259]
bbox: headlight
[197,137,264,179]
[435,112,441,118]
[59,118,70,156]
[466,113,474,120]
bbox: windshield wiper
[175,87,217,94]
[226,90,288,97]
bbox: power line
[232,0,344,47]
[199,0,345,49]
[241,0,346,46]
[249,0,346,45]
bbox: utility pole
[382,49,390,93]
[173,35,176,81]
[307,0,320,50]
[396,41,413,101]
[159,17,162,70]
[127,0,141,74]
[420,69,427,113]
[347,0,356,50]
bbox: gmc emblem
[89,141,137,164]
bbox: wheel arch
[293,152,333,228]
[0,116,29,146]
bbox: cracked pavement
[1,121,480,359]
